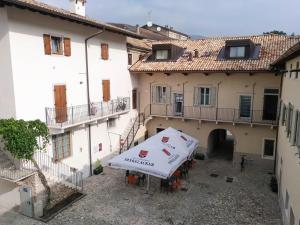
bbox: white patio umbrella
[108,127,199,192]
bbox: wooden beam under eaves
[226,72,230,76]
[164,73,171,76]
[146,73,153,76]
[204,72,209,76]
[249,72,254,76]
[182,73,189,76]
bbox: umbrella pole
[146,174,150,194]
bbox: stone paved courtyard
[0,158,281,225]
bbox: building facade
[130,35,300,163]
[0,0,141,179]
[273,43,300,225]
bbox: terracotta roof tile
[1,0,141,39]
[130,34,300,73]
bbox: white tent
[108,127,199,180]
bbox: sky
[41,0,300,37]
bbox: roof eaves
[1,0,143,39]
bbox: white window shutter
[296,111,300,147]
[290,109,298,145]
[281,103,286,126]
[151,86,156,103]
[166,86,171,104]
[210,87,216,106]
[194,87,199,106]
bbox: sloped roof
[130,34,300,73]
[272,41,300,66]
[110,23,172,41]
[127,37,152,51]
[0,0,142,39]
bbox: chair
[128,175,137,185]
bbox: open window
[262,138,275,159]
[43,34,71,56]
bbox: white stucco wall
[0,7,16,119]
[3,6,138,177]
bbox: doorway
[173,93,183,116]
[207,129,234,160]
[263,89,279,121]
[54,84,67,123]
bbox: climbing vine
[0,119,49,160]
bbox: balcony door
[239,95,252,119]
[263,89,279,121]
[54,84,67,123]
[173,93,183,116]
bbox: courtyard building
[272,42,300,225]
[130,35,300,164]
[0,0,141,216]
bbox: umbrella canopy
[108,127,199,179]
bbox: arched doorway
[207,129,234,160]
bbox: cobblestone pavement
[0,159,281,225]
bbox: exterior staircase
[119,113,144,153]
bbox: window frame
[128,53,133,65]
[194,86,215,107]
[155,49,170,60]
[262,138,276,160]
[239,95,252,119]
[50,35,63,55]
[52,132,72,161]
[152,85,170,104]
[229,46,246,58]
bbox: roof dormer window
[229,46,246,58]
[217,39,260,60]
[156,50,169,60]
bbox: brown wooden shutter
[64,38,71,57]
[54,85,68,123]
[101,43,109,60]
[43,34,51,55]
[102,80,110,102]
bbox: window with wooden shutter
[102,80,110,102]
[101,43,109,60]
[64,38,71,57]
[43,34,51,55]
[52,132,71,161]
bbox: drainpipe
[85,29,105,176]
[274,72,284,174]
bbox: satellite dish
[157,27,161,32]
[147,21,153,27]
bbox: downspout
[85,29,105,176]
[274,72,284,174]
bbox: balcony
[144,104,278,127]
[46,97,130,131]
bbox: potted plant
[270,175,278,193]
[93,159,103,175]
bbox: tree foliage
[0,119,49,160]
[263,30,287,35]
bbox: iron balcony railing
[145,104,279,126]
[45,97,130,127]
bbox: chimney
[70,0,86,16]
[136,24,140,34]
[194,49,199,58]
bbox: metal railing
[21,151,83,191]
[0,167,36,182]
[145,104,279,126]
[119,113,143,154]
[45,97,130,127]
